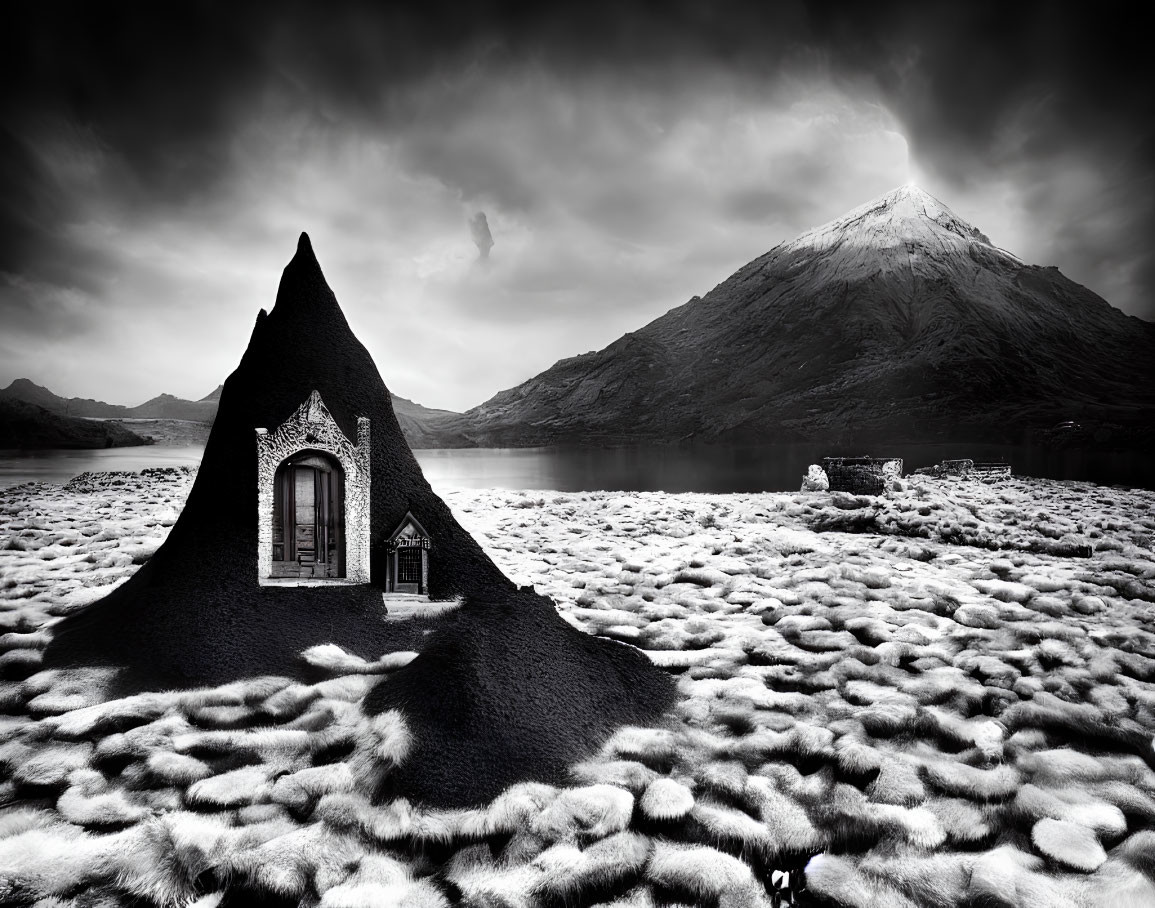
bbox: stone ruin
[821,456,903,495]
[914,458,1013,480]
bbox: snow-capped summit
[794,183,994,250]
[769,184,1024,287]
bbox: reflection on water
[0,446,206,490]
[0,442,1149,493]
[416,443,1153,492]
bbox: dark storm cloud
[469,212,494,259]
[7,1,1146,199]
[808,2,1154,314]
[1,1,1151,407]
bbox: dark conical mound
[364,591,677,808]
[46,233,515,687]
[44,234,677,805]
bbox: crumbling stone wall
[915,459,1012,480]
[822,456,903,495]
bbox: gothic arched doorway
[271,451,345,579]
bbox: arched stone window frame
[256,390,370,584]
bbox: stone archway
[271,450,344,578]
[256,391,370,584]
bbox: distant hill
[0,379,458,448]
[102,418,213,446]
[129,393,218,422]
[435,185,1155,449]
[0,379,218,421]
[0,378,129,418]
[390,394,462,448]
[0,399,152,449]
[0,380,218,422]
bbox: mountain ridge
[433,184,1155,449]
[0,399,152,449]
[0,378,458,447]
[0,379,216,421]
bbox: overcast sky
[2,1,1151,411]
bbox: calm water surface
[0,446,206,490]
[1,443,1148,492]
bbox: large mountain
[438,185,1155,447]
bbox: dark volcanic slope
[366,591,676,808]
[46,234,514,686]
[444,186,1155,447]
[0,399,150,449]
[43,236,676,801]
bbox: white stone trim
[256,391,371,584]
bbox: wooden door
[272,455,344,579]
[294,467,316,563]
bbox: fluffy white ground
[2,469,1155,907]
[0,469,195,632]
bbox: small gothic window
[397,548,422,585]
[388,511,430,595]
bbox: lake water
[0,446,207,490]
[1,442,1149,492]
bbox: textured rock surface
[800,464,829,492]
[434,185,1155,451]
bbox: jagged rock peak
[286,231,322,276]
[270,231,343,321]
[789,183,1004,256]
